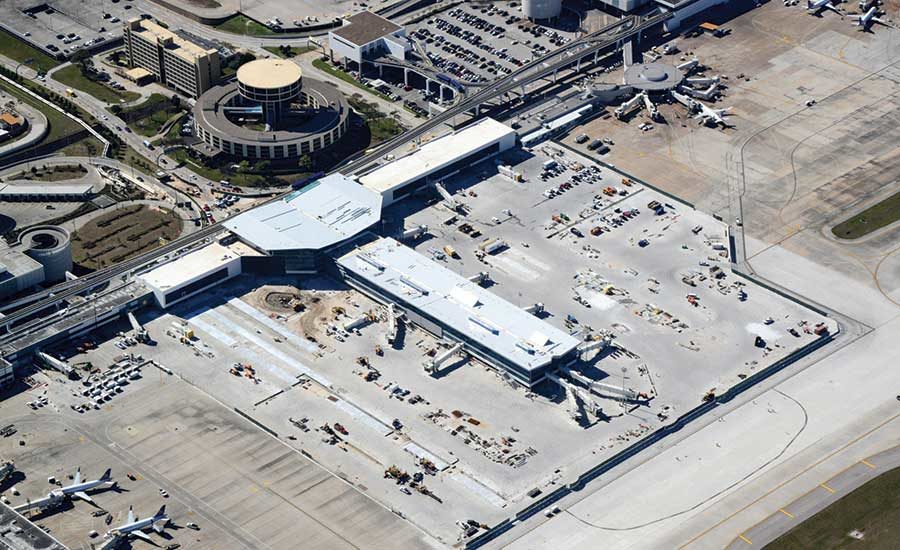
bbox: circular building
[523,0,562,20]
[623,62,683,92]
[194,59,349,161]
[19,225,72,282]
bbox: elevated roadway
[0,11,671,344]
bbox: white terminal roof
[224,173,382,252]
[140,242,238,291]
[359,118,515,194]
[338,238,580,374]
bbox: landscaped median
[111,93,186,137]
[831,190,900,240]
[215,14,276,36]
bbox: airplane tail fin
[155,505,167,519]
[100,468,112,481]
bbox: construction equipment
[401,225,429,241]
[424,342,464,374]
[523,303,545,316]
[127,312,149,343]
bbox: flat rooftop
[331,11,402,46]
[237,58,302,90]
[140,242,238,291]
[128,17,217,62]
[359,118,515,193]
[224,174,382,253]
[338,237,580,374]
[0,183,93,196]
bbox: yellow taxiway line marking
[739,534,753,544]
[861,459,876,469]
[779,508,795,519]
[820,483,835,494]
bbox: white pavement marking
[332,399,393,437]
[204,309,302,385]
[449,472,508,508]
[189,316,237,347]
[226,297,319,353]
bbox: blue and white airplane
[105,504,169,544]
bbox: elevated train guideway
[0,11,672,359]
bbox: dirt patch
[72,205,181,270]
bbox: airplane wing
[131,530,153,542]
[72,491,94,503]
[127,508,135,524]
[72,469,82,486]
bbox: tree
[254,160,271,173]
[71,50,91,64]
[170,94,180,109]
[298,154,312,171]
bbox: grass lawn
[831,191,900,239]
[52,65,140,104]
[765,465,900,550]
[9,163,87,182]
[311,58,393,101]
[215,15,275,36]
[170,148,270,187]
[348,96,403,145]
[116,93,185,137]
[59,136,104,157]
[0,29,60,74]
[263,46,315,58]
[0,80,82,141]
[115,145,157,176]
[72,204,181,270]
[151,114,186,147]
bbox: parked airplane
[694,104,733,127]
[807,0,843,15]
[105,505,169,543]
[853,6,887,29]
[14,468,115,514]
[61,468,115,503]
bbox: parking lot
[399,2,582,87]
[0,0,142,62]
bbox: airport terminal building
[359,118,517,205]
[224,173,383,273]
[338,238,580,387]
